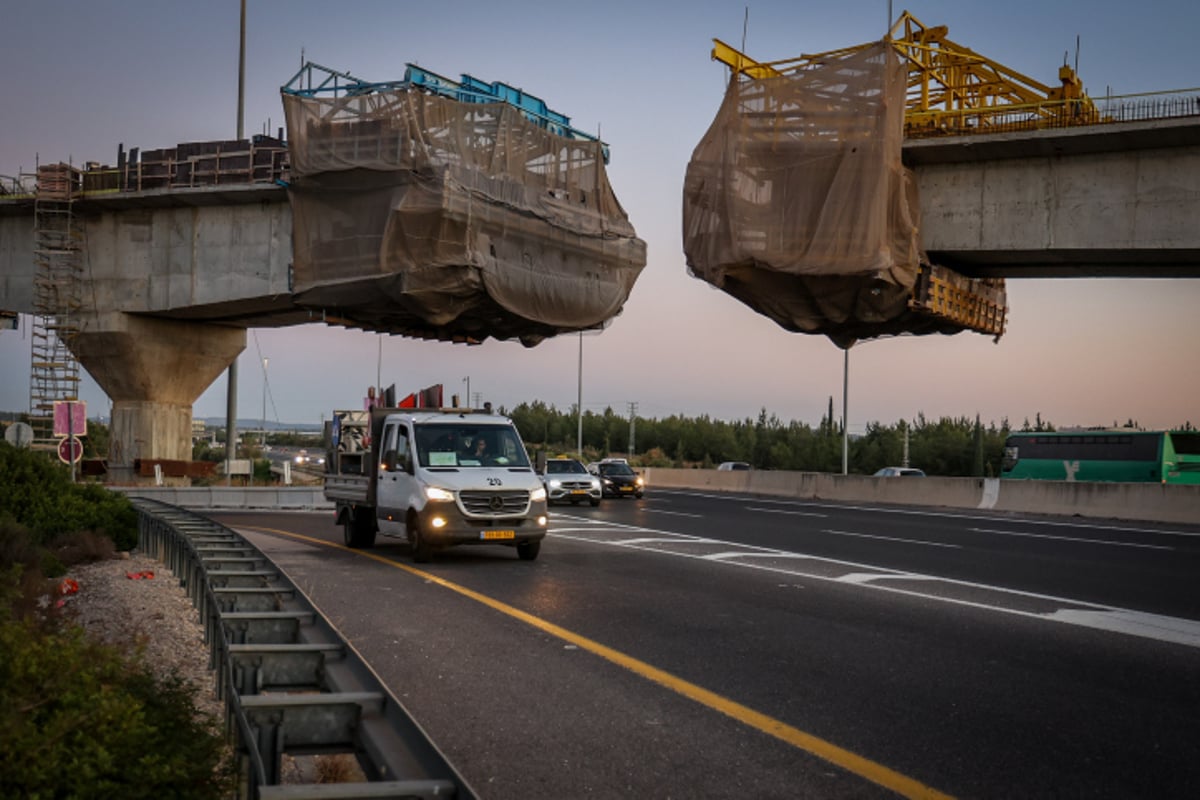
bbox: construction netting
[683,41,1005,347]
[282,90,646,345]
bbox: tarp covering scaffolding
[683,41,1005,347]
[282,86,646,345]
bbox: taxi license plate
[481,530,515,540]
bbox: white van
[327,408,548,561]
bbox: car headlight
[424,486,454,502]
[591,479,601,490]
[635,477,644,487]
[548,479,563,489]
[530,486,547,502]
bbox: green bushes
[0,442,137,551]
[0,442,233,798]
[0,617,235,798]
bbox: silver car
[542,457,603,506]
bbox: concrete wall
[909,118,1200,276]
[0,187,292,318]
[119,486,331,512]
[85,202,292,315]
[0,214,34,310]
[121,473,1200,525]
[643,468,1200,525]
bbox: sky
[1,0,1197,433]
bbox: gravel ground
[63,551,357,786]
[64,552,222,721]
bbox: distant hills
[195,417,323,433]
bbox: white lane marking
[702,552,809,561]
[822,529,962,549]
[641,509,704,518]
[615,537,719,546]
[655,489,1200,537]
[968,527,1174,551]
[745,507,827,518]
[839,573,938,584]
[1046,609,1200,649]
[549,512,1200,649]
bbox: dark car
[588,459,645,498]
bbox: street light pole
[577,331,584,458]
[261,357,268,444]
[842,346,850,475]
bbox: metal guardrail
[904,88,1200,139]
[132,497,476,799]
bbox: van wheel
[344,513,376,549]
[408,512,433,563]
[517,540,541,561]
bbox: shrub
[0,442,137,551]
[0,617,235,798]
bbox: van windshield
[414,423,531,468]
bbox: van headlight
[424,486,454,502]
[530,486,547,502]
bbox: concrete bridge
[2,116,1199,478]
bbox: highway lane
[211,495,1200,799]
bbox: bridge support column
[70,313,245,484]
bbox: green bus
[1001,430,1200,484]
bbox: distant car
[293,449,325,466]
[542,457,602,506]
[717,461,750,471]
[588,458,645,498]
[873,467,925,477]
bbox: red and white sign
[58,436,83,465]
[53,400,87,438]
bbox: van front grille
[459,490,530,516]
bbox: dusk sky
[1,0,1197,433]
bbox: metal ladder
[28,162,83,450]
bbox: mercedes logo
[488,495,504,511]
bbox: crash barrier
[642,469,1200,525]
[131,497,476,799]
[120,486,332,511]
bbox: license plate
[619,486,633,492]
[481,529,515,540]
[570,489,587,495]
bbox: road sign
[53,400,87,438]
[5,422,34,448]
[58,436,83,465]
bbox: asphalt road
[211,490,1200,799]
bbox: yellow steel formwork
[713,10,1096,138]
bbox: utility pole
[576,332,584,458]
[225,0,247,485]
[627,401,638,460]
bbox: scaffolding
[28,162,84,451]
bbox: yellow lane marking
[241,525,953,800]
